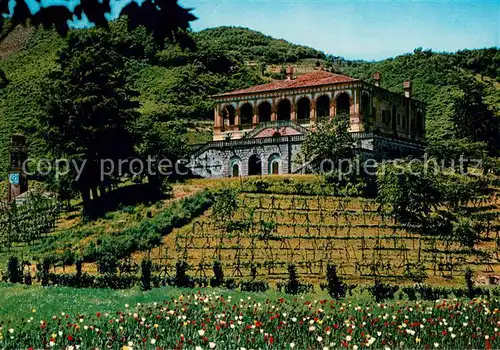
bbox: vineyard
[140,183,500,286]
[0,192,59,248]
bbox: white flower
[485,335,490,340]
[195,346,203,350]
[150,339,156,345]
[128,341,134,346]
[353,346,359,350]
[290,343,295,349]
[49,341,55,347]
[317,336,323,342]
[292,317,297,322]
[198,329,206,337]
[8,329,13,334]
[209,342,216,349]
[451,334,456,339]
[377,332,382,336]
[434,343,439,348]
[309,326,316,331]
[346,335,352,342]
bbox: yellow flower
[154,324,159,328]
[416,338,421,344]
[31,309,36,313]
[51,333,57,338]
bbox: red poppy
[67,335,74,341]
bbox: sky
[178,0,500,60]
[11,0,500,60]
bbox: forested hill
[193,26,326,63]
[0,23,498,176]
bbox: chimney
[373,72,381,87]
[403,81,412,98]
[286,66,294,81]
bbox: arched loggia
[277,99,291,121]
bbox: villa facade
[189,69,425,178]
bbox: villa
[189,68,425,178]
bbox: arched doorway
[232,163,240,177]
[240,103,253,127]
[336,93,350,116]
[316,95,330,119]
[277,99,291,121]
[248,154,262,176]
[258,102,271,123]
[222,105,236,127]
[229,157,241,178]
[296,97,311,121]
[268,154,281,175]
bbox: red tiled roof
[214,71,359,98]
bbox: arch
[248,154,262,176]
[296,97,311,121]
[229,157,241,178]
[258,101,272,123]
[222,105,236,126]
[336,92,350,116]
[239,103,253,126]
[277,99,291,121]
[268,153,281,175]
[316,95,330,119]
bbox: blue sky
[12,0,500,60]
[178,0,500,60]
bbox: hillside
[0,24,498,178]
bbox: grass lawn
[0,283,315,326]
[1,283,500,349]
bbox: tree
[377,159,441,229]
[0,0,196,85]
[0,0,196,43]
[41,29,139,212]
[136,119,189,186]
[300,113,355,174]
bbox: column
[235,106,241,129]
[271,102,277,121]
[310,99,316,121]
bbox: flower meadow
[1,292,500,349]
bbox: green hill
[0,23,498,178]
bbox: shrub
[326,263,345,299]
[141,258,153,291]
[41,257,51,286]
[24,273,32,286]
[285,264,300,295]
[369,279,399,302]
[175,260,193,288]
[240,280,269,292]
[6,256,21,284]
[465,268,474,299]
[223,278,238,290]
[210,261,224,287]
